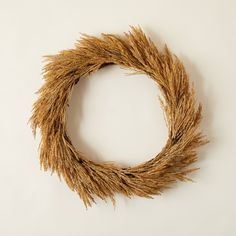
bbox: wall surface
[0,0,236,235]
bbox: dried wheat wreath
[30,27,207,207]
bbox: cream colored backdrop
[0,0,235,235]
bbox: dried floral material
[30,27,207,207]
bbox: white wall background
[0,0,236,235]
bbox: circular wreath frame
[30,27,207,207]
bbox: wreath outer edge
[30,26,208,207]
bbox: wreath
[30,27,207,207]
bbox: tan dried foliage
[30,27,208,207]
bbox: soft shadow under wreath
[30,26,208,207]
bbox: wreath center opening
[66,65,168,167]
